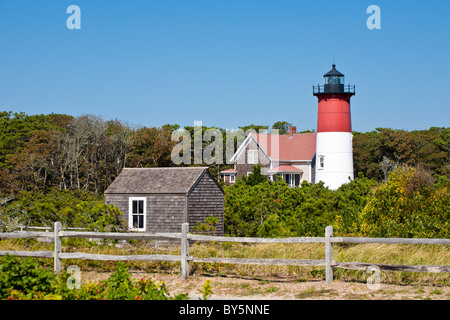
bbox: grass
[0,238,449,287]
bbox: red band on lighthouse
[317,95,352,133]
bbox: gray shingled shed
[104,167,224,235]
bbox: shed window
[129,197,146,231]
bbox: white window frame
[128,197,146,232]
[247,150,258,164]
[229,175,235,183]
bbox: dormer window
[248,150,258,164]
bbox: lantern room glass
[324,75,344,85]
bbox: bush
[0,256,188,300]
[225,179,338,237]
[0,255,58,299]
[0,188,126,232]
[358,167,450,238]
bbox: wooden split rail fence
[1,222,449,284]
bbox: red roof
[269,165,303,173]
[253,133,316,161]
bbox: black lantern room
[313,64,355,96]
[323,64,345,93]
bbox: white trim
[229,133,272,164]
[229,134,253,163]
[252,135,272,164]
[128,197,147,232]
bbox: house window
[230,175,235,183]
[294,174,301,186]
[280,173,302,187]
[247,150,258,164]
[129,197,146,231]
[284,174,291,184]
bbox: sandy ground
[82,270,450,300]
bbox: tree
[379,156,396,181]
[271,121,292,135]
[238,124,269,133]
[0,111,56,169]
[353,128,450,180]
[127,126,175,168]
[8,130,59,191]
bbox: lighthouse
[313,64,355,190]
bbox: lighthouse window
[325,76,344,85]
[319,156,325,169]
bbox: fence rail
[0,222,449,283]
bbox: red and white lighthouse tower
[313,64,355,190]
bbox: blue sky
[0,0,449,132]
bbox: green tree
[271,121,292,134]
[126,126,175,168]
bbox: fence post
[181,222,189,280]
[54,221,62,273]
[325,225,333,284]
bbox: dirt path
[82,270,450,300]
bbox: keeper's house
[105,167,224,235]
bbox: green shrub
[359,167,450,238]
[0,189,126,232]
[0,256,188,300]
[0,255,58,299]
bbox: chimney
[289,126,296,137]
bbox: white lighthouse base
[315,132,354,190]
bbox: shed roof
[105,167,213,194]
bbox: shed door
[129,197,146,231]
